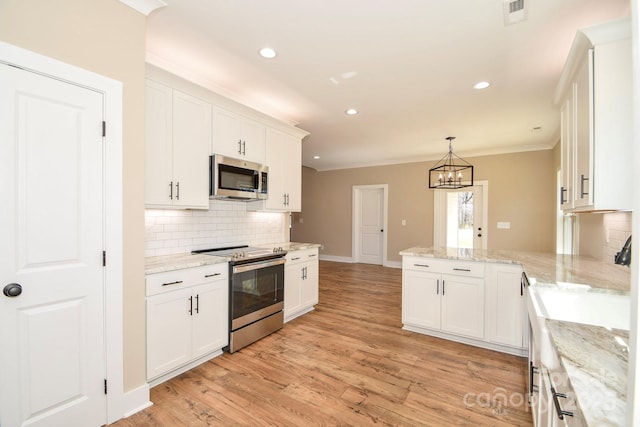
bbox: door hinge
[102,121,106,137]
[104,379,107,394]
[103,251,106,267]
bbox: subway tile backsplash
[145,201,288,257]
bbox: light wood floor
[114,261,532,426]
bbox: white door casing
[0,42,124,425]
[352,185,388,265]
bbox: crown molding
[119,0,166,16]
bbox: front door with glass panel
[434,184,486,250]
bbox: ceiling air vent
[503,0,528,26]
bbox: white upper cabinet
[249,128,303,212]
[556,18,631,212]
[145,65,309,211]
[212,106,266,164]
[145,80,211,209]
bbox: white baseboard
[120,383,152,419]
[384,260,402,269]
[319,254,354,263]
[319,254,401,269]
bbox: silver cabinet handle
[453,268,471,272]
[580,174,589,199]
[169,181,173,200]
[560,186,567,204]
[176,182,180,200]
[436,279,439,295]
[551,386,574,420]
[204,272,221,278]
[442,280,445,295]
[195,294,199,314]
[413,264,429,268]
[162,280,183,287]
[237,139,242,155]
[242,140,246,155]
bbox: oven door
[230,258,285,330]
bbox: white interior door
[0,63,106,427]
[354,186,385,265]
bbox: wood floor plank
[113,261,532,426]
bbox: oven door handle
[232,258,286,274]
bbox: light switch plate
[497,221,511,229]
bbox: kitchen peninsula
[400,246,630,426]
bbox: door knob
[3,283,22,297]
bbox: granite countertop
[399,247,630,293]
[400,246,631,426]
[546,320,629,426]
[145,242,320,275]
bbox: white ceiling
[146,0,630,171]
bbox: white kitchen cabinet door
[485,265,525,348]
[440,275,484,339]
[172,90,211,208]
[560,93,574,211]
[572,50,593,209]
[249,127,302,212]
[146,287,193,380]
[145,81,211,209]
[284,263,302,319]
[212,106,265,163]
[191,281,228,359]
[284,249,319,322]
[401,270,441,330]
[300,256,319,309]
[145,80,174,206]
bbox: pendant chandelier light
[428,137,474,189]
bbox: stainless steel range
[192,245,287,353]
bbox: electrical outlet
[497,222,511,229]
[401,219,406,226]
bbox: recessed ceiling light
[313,155,320,159]
[474,81,490,90]
[345,108,358,115]
[259,47,276,59]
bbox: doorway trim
[0,42,125,423]
[433,180,489,249]
[352,184,388,266]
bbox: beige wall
[292,149,557,261]
[0,0,147,391]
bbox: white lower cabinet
[402,256,526,355]
[146,263,228,383]
[402,258,484,340]
[284,248,319,322]
[485,264,527,349]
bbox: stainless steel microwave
[209,155,268,200]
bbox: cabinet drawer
[146,263,228,296]
[286,248,318,265]
[403,257,484,278]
